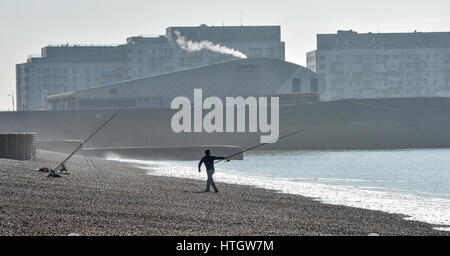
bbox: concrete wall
[2,98,450,151]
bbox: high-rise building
[16,25,285,111]
[307,30,450,100]
[17,46,128,111]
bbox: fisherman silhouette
[198,149,229,193]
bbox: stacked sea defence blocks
[0,133,37,161]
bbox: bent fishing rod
[53,105,126,171]
[215,127,311,164]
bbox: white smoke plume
[173,30,247,59]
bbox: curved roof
[49,58,315,100]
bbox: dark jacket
[198,155,224,171]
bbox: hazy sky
[1,0,449,110]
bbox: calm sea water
[223,149,450,198]
[111,149,450,231]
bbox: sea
[110,148,450,231]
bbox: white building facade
[307,30,450,100]
[16,25,285,111]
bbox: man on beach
[198,149,229,193]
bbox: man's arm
[213,156,230,162]
[198,157,204,172]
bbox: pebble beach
[0,150,448,236]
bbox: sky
[0,0,449,110]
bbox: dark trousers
[206,169,218,192]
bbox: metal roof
[49,58,314,100]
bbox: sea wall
[1,97,450,150]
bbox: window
[109,88,118,95]
[292,78,301,93]
[311,78,319,92]
[257,48,262,57]
[265,48,274,58]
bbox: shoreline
[0,150,448,236]
[116,156,450,231]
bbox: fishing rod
[53,105,126,171]
[215,127,310,164]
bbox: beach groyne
[37,140,82,154]
[36,140,242,161]
[82,145,243,161]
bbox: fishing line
[52,106,126,171]
[215,127,310,164]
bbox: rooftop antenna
[8,90,14,111]
[240,10,244,26]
